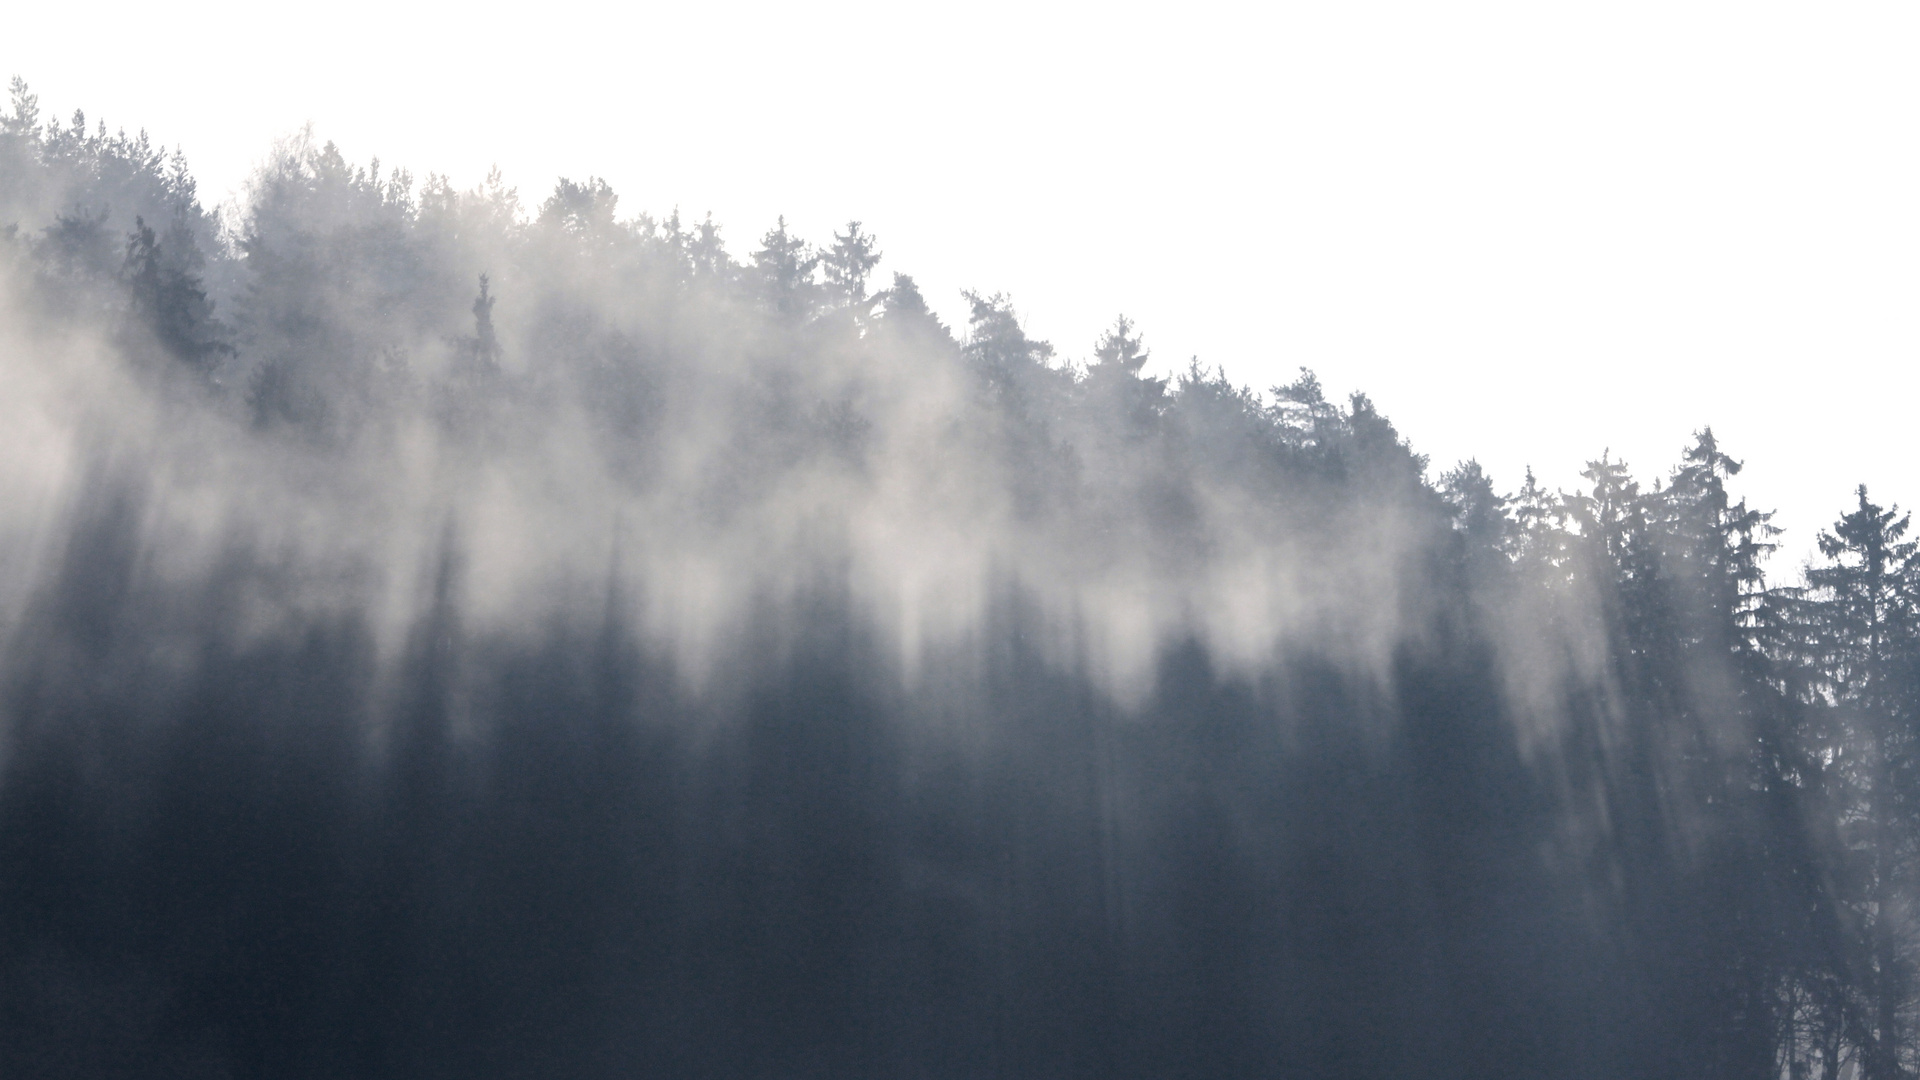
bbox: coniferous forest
[2,79,1918,1079]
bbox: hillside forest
[1,79,1917,1079]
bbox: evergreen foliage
[0,80,1914,1078]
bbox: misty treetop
[2,78,1918,1079]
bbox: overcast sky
[5,1,1915,569]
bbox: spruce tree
[121,215,229,374]
[1798,487,1920,1080]
[821,220,880,308]
[750,215,818,318]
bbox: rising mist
[2,80,1916,1079]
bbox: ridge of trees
[3,78,1918,1076]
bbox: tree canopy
[0,79,1914,1080]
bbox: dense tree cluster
[1,80,1917,1078]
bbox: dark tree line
[1,78,1917,1079]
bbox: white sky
[5,1,1916,573]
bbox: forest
[1,77,1917,1079]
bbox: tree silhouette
[821,220,880,309]
[121,215,230,374]
[751,215,818,317]
[0,79,1918,1080]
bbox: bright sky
[6,2,1916,572]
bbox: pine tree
[874,272,953,348]
[1795,487,1920,1080]
[1509,467,1563,567]
[37,205,117,284]
[688,212,730,283]
[1267,368,1344,451]
[821,220,880,308]
[750,215,818,317]
[1807,488,1918,718]
[121,215,230,374]
[1658,429,1780,664]
[1088,314,1149,376]
[2,75,39,140]
[538,177,619,243]
[1440,459,1511,557]
[1080,315,1166,439]
[962,290,1054,385]
[1565,452,1642,566]
[470,272,499,371]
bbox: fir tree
[750,215,818,317]
[821,220,880,308]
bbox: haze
[6,5,1920,1077]
[6,0,1915,559]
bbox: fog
[8,2,1918,569]
[2,84,1916,1078]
